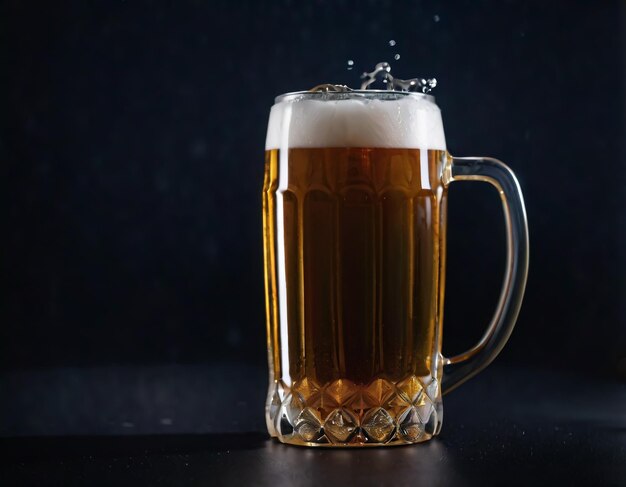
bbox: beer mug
[262,89,528,447]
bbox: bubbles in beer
[347,59,354,70]
[394,54,401,60]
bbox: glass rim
[274,89,436,104]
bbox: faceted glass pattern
[267,375,442,447]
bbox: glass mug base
[266,375,443,447]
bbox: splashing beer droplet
[359,62,437,93]
[433,14,440,22]
[388,40,396,46]
[360,62,393,90]
[309,83,352,93]
[309,60,437,94]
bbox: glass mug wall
[262,91,528,447]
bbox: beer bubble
[347,59,354,70]
[394,54,401,60]
[388,39,396,46]
[433,14,440,22]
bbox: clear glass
[262,91,529,447]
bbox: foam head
[265,92,446,151]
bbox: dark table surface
[1,364,625,486]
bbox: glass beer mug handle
[441,156,529,394]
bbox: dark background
[2,0,625,437]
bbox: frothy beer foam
[265,95,446,151]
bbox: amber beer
[263,92,450,446]
[263,147,447,385]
